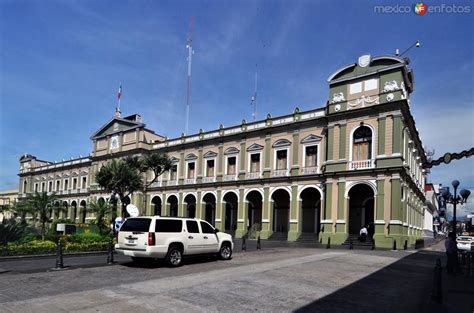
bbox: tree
[96,153,172,228]
[11,200,35,225]
[23,192,64,240]
[88,199,112,233]
[0,220,24,246]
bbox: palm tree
[24,192,64,240]
[88,199,112,233]
[96,153,172,229]
[11,201,35,225]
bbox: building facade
[18,54,428,248]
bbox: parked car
[115,216,234,266]
[456,236,474,252]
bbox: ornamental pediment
[301,134,322,144]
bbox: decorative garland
[423,147,474,168]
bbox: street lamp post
[442,180,471,235]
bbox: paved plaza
[1,241,472,313]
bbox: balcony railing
[202,176,216,183]
[80,188,88,193]
[272,169,288,177]
[150,181,162,188]
[185,178,196,185]
[223,174,236,181]
[246,172,261,179]
[167,180,177,186]
[301,166,318,175]
[349,159,375,170]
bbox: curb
[0,250,109,262]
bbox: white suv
[115,216,234,266]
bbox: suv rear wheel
[219,243,232,260]
[166,246,183,267]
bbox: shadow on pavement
[294,250,474,313]
[120,255,220,269]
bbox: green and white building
[18,54,428,248]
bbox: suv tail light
[148,232,156,246]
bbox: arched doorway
[80,200,87,223]
[61,201,68,220]
[70,200,77,222]
[348,184,375,234]
[223,192,238,234]
[246,191,263,235]
[300,187,321,235]
[151,196,162,216]
[184,194,196,218]
[272,189,290,233]
[167,195,178,217]
[203,193,216,226]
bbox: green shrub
[0,239,110,257]
[16,232,40,244]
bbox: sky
[0,0,473,215]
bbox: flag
[117,83,122,100]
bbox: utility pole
[185,17,194,135]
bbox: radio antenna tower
[251,64,258,121]
[185,17,194,135]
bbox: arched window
[352,126,372,161]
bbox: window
[276,150,288,170]
[155,219,182,232]
[56,180,60,191]
[23,180,27,193]
[187,162,195,178]
[349,79,379,94]
[227,156,236,175]
[34,183,39,192]
[41,182,45,192]
[186,220,200,233]
[72,178,77,190]
[206,159,215,177]
[352,126,372,160]
[48,181,53,192]
[250,153,260,172]
[82,177,87,189]
[305,146,318,167]
[170,164,178,180]
[120,218,151,232]
[64,179,69,190]
[200,221,214,234]
[349,82,362,94]
[364,79,378,91]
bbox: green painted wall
[339,125,346,159]
[378,117,385,155]
[392,116,403,154]
[327,127,334,161]
[391,179,401,221]
[376,179,384,220]
[324,183,333,219]
[337,182,345,219]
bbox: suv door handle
[203,236,208,239]
[188,236,194,239]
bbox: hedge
[0,240,110,257]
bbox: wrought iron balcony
[246,172,261,179]
[202,176,216,183]
[223,174,236,181]
[167,180,177,186]
[349,159,375,170]
[185,178,196,185]
[272,169,288,177]
[301,166,318,175]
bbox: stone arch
[184,193,197,218]
[222,191,238,233]
[299,186,322,235]
[348,183,375,236]
[167,194,179,217]
[151,195,162,216]
[202,193,216,226]
[271,188,291,234]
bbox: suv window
[120,218,151,232]
[155,219,182,232]
[200,221,214,234]
[186,220,200,233]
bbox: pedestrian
[359,226,368,242]
[445,232,460,274]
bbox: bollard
[242,236,247,252]
[54,239,64,270]
[371,239,375,250]
[431,258,442,303]
[392,239,397,251]
[257,235,261,250]
[349,239,353,250]
[326,237,331,249]
[404,240,408,250]
[107,239,115,265]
